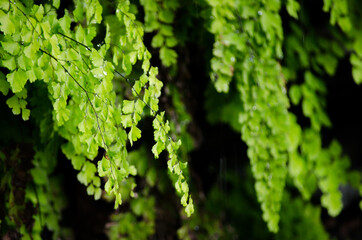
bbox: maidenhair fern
[1,0,362,238]
[140,0,179,67]
[205,0,359,232]
[0,1,192,238]
[205,0,292,231]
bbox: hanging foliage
[1,0,362,239]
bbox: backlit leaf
[128,125,141,146]
[7,69,28,93]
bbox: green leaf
[34,5,44,21]
[71,155,86,171]
[289,85,301,105]
[164,0,179,10]
[286,0,300,19]
[146,168,157,186]
[181,181,189,194]
[175,178,182,193]
[166,37,178,48]
[353,36,362,57]
[75,25,85,44]
[128,125,141,146]
[94,188,102,200]
[316,53,338,75]
[181,194,188,206]
[0,72,10,95]
[92,171,103,185]
[105,178,113,194]
[27,69,37,82]
[152,141,165,158]
[0,1,9,10]
[338,16,351,32]
[302,99,313,116]
[151,33,164,48]
[122,100,135,114]
[1,41,20,55]
[104,24,111,50]
[21,29,32,44]
[6,95,21,115]
[22,108,30,121]
[54,97,70,125]
[49,35,61,57]
[2,56,16,71]
[0,13,16,35]
[351,54,362,84]
[98,156,111,177]
[185,198,194,217]
[305,72,326,93]
[160,47,177,67]
[59,11,72,33]
[53,0,60,9]
[319,111,332,127]
[287,121,301,152]
[31,167,48,185]
[321,192,342,217]
[89,0,103,24]
[24,41,40,59]
[122,53,132,74]
[159,9,174,23]
[7,69,28,93]
[289,151,304,177]
[121,114,133,128]
[73,2,84,22]
[260,11,283,40]
[87,184,95,195]
[17,54,31,70]
[160,25,173,36]
[82,161,97,185]
[134,99,145,113]
[129,165,137,176]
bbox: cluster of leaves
[204,0,362,233]
[205,0,298,231]
[0,125,67,239]
[284,1,362,217]
[106,147,157,240]
[0,0,193,238]
[140,0,179,67]
[178,167,330,240]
